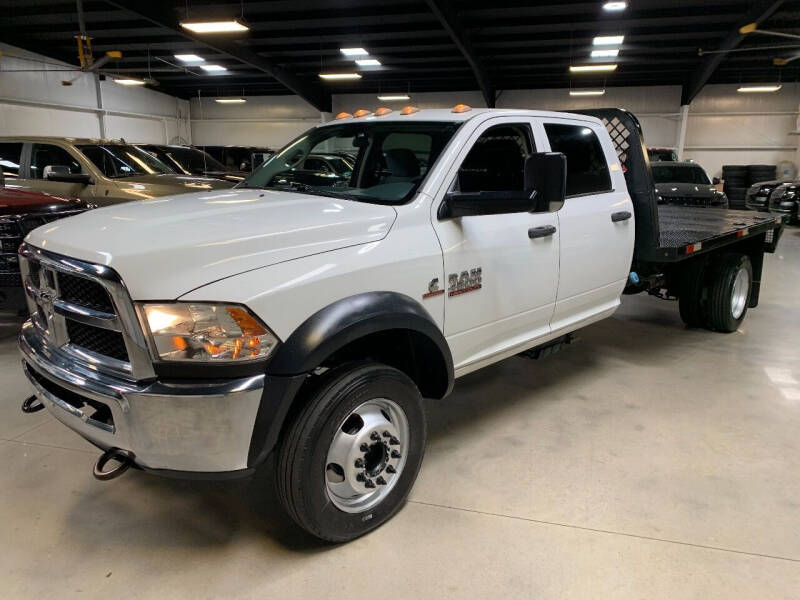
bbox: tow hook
[93,448,135,481]
[21,395,45,413]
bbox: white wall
[189,95,322,148]
[0,43,190,143]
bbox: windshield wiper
[270,182,353,200]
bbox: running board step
[518,334,577,360]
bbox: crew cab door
[431,118,560,373]
[538,119,634,331]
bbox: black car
[651,161,728,208]
[745,179,795,213]
[201,145,274,172]
[139,145,247,183]
[768,182,800,224]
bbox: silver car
[0,137,233,206]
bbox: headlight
[139,303,278,362]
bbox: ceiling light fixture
[114,78,146,86]
[603,2,627,10]
[737,84,782,93]
[593,35,624,45]
[570,64,618,72]
[215,97,246,103]
[174,54,205,63]
[340,47,369,57]
[200,64,228,73]
[355,58,381,67]
[319,73,362,80]
[377,94,411,101]
[569,89,606,96]
[591,48,619,58]
[180,19,249,33]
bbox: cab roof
[321,107,603,126]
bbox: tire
[276,362,426,542]
[704,253,752,333]
[678,258,707,327]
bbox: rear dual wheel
[678,253,752,333]
[276,363,426,542]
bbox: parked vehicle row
[17,106,783,543]
[746,179,800,223]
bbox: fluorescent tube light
[174,54,205,63]
[569,64,618,72]
[355,58,381,67]
[215,98,246,103]
[737,84,782,93]
[180,19,249,33]
[570,89,606,96]
[340,47,369,57]
[377,94,411,101]
[200,64,228,73]
[319,73,362,80]
[593,35,624,45]
[603,2,627,10]
[114,78,146,86]
[591,48,619,58]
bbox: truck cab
[16,107,780,542]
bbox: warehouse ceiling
[2,0,799,111]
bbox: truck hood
[25,188,397,299]
[110,174,233,200]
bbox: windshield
[652,165,710,185]
[77,144,174,178]
[143,146,227,175]
[241,121,461,204]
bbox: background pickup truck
[17,107,783,543]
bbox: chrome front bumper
[19,321,264,473]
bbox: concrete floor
[2,228,800,600]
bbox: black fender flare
[248,292,454,468]
[266,291,453,389]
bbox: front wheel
[705,253,752,333]
[276,363,426,542]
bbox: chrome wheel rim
[325,398,409,513]
[731,267,750,320]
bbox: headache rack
[570,108,783,263]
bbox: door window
[544,123,611,197]
[454,124,533,193]
[303,157,329,172]
[0,143,23,179]
[30,144,82,180]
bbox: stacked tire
[721,165,748,209]
[746,164,776,186]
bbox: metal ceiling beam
[103,0,331,112]
[423,0,494,107]
[682,0,785,104]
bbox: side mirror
[44,165,93,185]
[438,151,567,219]
[712,177,721,185]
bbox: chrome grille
[19,244,155,382]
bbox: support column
[676,104,690,161]
[93,73,106,138]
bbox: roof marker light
[353,109,371,118]
[335,112,352,120]
[373,107,392,116]
[451,103,472,113]
[400,105,420,115]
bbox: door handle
[528,225,557,239]
[611,211,632,222]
